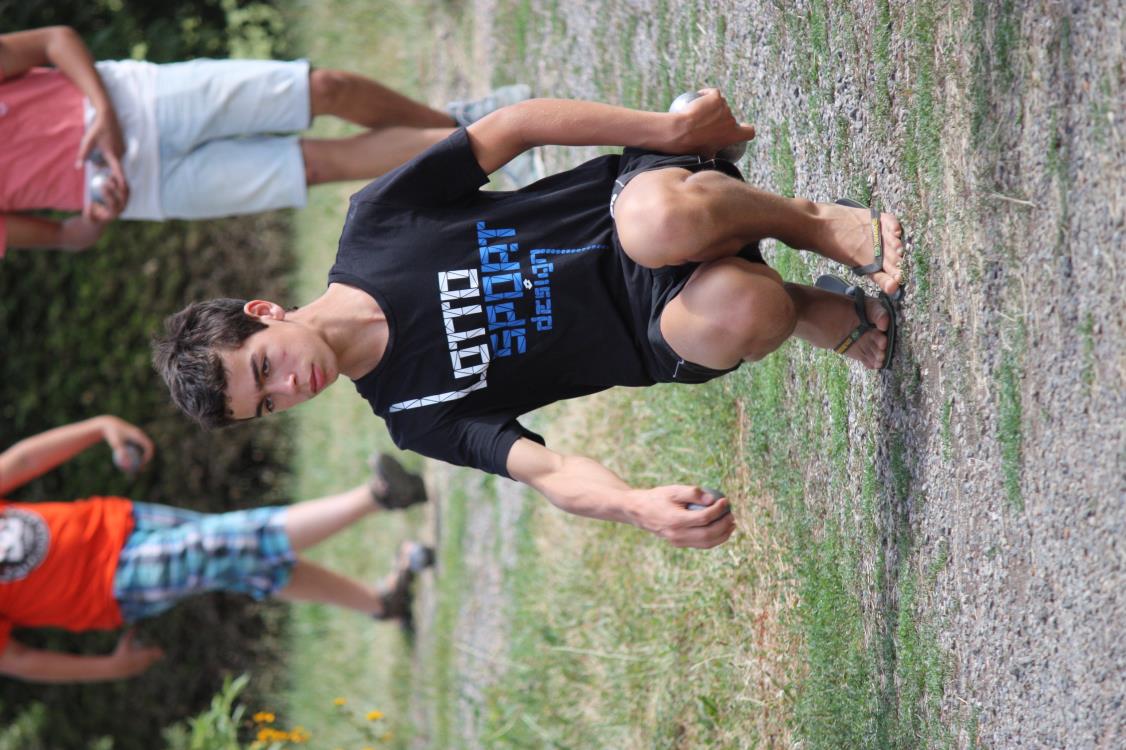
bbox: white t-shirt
[85,60,162,220]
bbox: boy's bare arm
[465,89,756,175]
[0,415,153,496]
[506,438,735,549]
[0,26,129,210]
[0,632,164,683]
[3,214,107,251]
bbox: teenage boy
[0,415,432,683]
[0,25,537,256]
[154,89,905,550]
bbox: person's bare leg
[785,283,890,370]
[613,168,906,296]
[301,127,454,185]
[277,544,431,619]
[276,558,383,615]
[308,68,455,128]
[659,258,797,369]
[658,258,890,371]
[282,484,377,552]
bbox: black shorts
[610,149,767,385]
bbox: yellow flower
[289,725,311,743]
[366,709,384,721]
[253,711,276,724]
[380,731,394,741]
[333,696,347,706]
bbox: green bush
[163,674,252,750]
[0,0,294,61]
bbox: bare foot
[815,202,906,297]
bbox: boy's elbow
[474,102,534,150]
[0,641,33,678]
[46,25,81,44]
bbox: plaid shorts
[112,502,296,622]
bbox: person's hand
[666,88,756,158]
[98,415,155,471]
[84,173,129,222]
[108,629,164,679]
[78,108,130,220]
[630,485,735,548]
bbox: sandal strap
[832,283,874,354]
[850,206,884,276]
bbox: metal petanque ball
[88,169,111,205]
[87,148,113,205]
[669,90,748,162]
[688,487,731,518]
[113,441,144,476]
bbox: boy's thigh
[160,135,307,219]
[155,59,311,151]
[610,150,743,222]
[658,257,787,370]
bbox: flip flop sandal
[374,541,435,632]
[815,274,898,370]
[835,197,905,302]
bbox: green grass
[279,1,436,746]
[771,120,797,198]
[874,0,893,132]
[424,479,473,750]
[1080,312,1096,388]
[941,396,954,461]
[901,0,944,305]
[997,348,1025,509]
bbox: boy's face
[220,316,339,420]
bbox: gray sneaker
[497,147,546,189]
[375,541,435,630]
[447,83,532,127]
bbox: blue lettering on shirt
[389,223,608,413]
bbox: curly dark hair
[152,299,267,429]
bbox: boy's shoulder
[347,128,488,212]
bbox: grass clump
[997,349,1024,509]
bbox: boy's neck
[296,283,388,379]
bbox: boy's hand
[666,88,756,158]
[98,416,155,470]
[630,485,735,548]
[109,629,165,678]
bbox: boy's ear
[243,300,287,321]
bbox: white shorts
[152,59,311,220]
[96,59,311,220]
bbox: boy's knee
[299,140,328,186]
[308,68,349,115]
[616,176,714,268]
[717,266,795,361]
[742,279,796,360]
